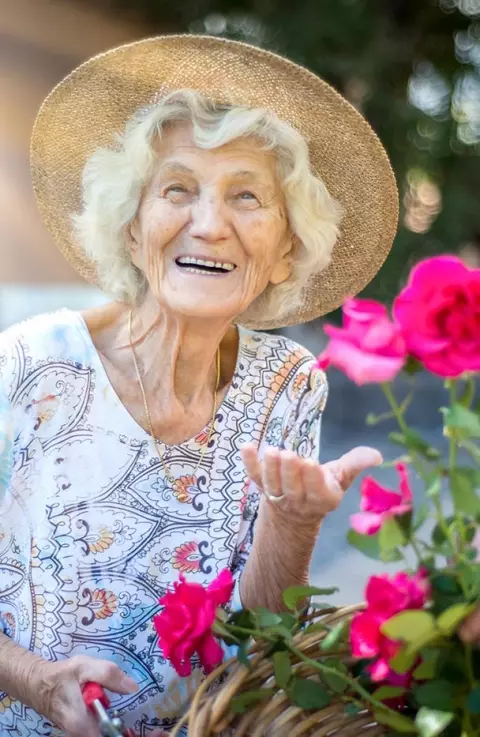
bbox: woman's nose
[189,194,231,242]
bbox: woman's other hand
[241,444,382,524]
[26,654,138,737]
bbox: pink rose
[317,298,407,385]
[350,570,431,683]
[393,255,480,377]
[154,568,234,676]
[350,463,412,536]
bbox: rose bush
[153,255,480,737]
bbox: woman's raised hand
[241,444,382,524]
[26,654,138,737]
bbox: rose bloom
[317,298,407,385]
[350,463,412,536]
[350,569,431,683]
[393,255,480,377]
[154,568,234,676]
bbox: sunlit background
[1,0,478,599]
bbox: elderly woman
[0,36,397,737]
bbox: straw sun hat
[31,34,398,329]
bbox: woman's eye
[236,191,260,204]
[165,185,188,195]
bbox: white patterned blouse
[0,309,327,736]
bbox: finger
[262,447,282,497]
[150,731,169,737]
[241,443,264,490]
[325,446,382,491]
[301,458,342,512]
[74,656,138,695]
[459,607,480,644]
[280,451,303,496]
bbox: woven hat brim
[30,34,399,330]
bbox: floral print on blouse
[0,309,327,735]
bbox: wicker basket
[170,604,385,737]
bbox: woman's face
[129,122,293,321]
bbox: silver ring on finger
[265,490,287,504]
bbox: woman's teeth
[176,256,236,273]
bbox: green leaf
[413,650,440,680]
[467,686,480,714]
[273,650,291,689]
[231,689,275,713]
[345,702,362,716]
[415,707,454,737]
[372,685,406,701]
[389,429,440,460]
[381,610,436,649]
[256,607,283,628]
[237,641,252,669]
[265,625,293,641]
[426,476,442,499]
[450,468,480,515]
[278,612,297,630]
[443,402,480,439]
[432,573,462,595]
[320,620,349,650]
[458,377,475,409]
[228,608,256,636]
[389,647,418,674]
[436,644,469,682]
[347,529,402,562]
[379,516,407,551]
[436,602,476,635]
[414,502,430,531]
[320,659,347,693]
[282,585,338,610]
[212,620,240,644]
[288,677,331,710]
[431,519,454,548]
[413,680,454,711]
[374,709,416,733]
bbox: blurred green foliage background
[84,0,480,302]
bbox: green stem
[381,383,429,483]
[288,645,401,718]
[382,383,409,434]
[409,537,424,566]
[224,624,403,720]
[448,380,467,557]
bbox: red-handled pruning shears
[82,682,136,737]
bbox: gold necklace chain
[128,309,221,485]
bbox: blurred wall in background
[0,0,150,328]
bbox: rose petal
[207,568,235,607]
[197,632,224,673]
[350,511,383,535]
[350,611,382,658]
[321,338,405,385]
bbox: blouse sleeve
[0,334,15,505]
[0,335,15,637]
[229,362,328,610]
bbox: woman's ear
[269,233,298,286]
[124,219,144,274]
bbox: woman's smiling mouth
[175,256,237,275]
